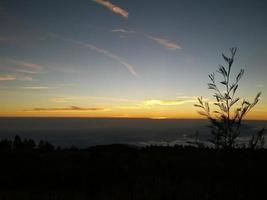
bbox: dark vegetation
[0,135,267,200]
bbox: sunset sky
[0,0,266,119]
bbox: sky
[0,0,266,119]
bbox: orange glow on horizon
[0,109,266,120]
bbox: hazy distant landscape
[0,118,265,147]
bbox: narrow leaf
[255,92,261,100]
[243,101,251,106]
[198,97,203,105]
[230,98,240,107]
[208,83,217,90]
[236,69,244,82]
[205,102,210,113]
[218,65,227,77]
[233,84,238,94]
[222,53,231,63]
[198,111,208,117]
[230,84,236,92]
[194,104,203,108]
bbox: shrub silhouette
[22,138,36,150]
[249,128,265,149]
[195,47,262,149]
[0,139,12,151]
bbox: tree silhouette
[195,48,262,149]
[38,140,55,151]
[13,135,23,150]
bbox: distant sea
[0,118,266,148]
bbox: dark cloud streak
[25,106,106,112]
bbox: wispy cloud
[25,106,106,112]
[0,75,16,81]
[0,74,34,81]
[94,0,129,19]
[49,33,139,77]
[0,86,53,91]
[12,69,45,74]
[144,34,182,50]
[0,69,39,83]
[112,29,136,34]
[19,86,52,90]
[8,58,43,71]
[19,76,34,81]
[52,96,138,103]
[117,96,198,110]
[141,98,196,106]
[112,29,182,50]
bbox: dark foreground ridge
[0,136,267,200]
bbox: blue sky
[0,0,266,119]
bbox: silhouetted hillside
[0,136,267,199]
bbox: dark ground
[0,143,267,200]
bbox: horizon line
[0,116,266,121]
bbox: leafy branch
[194,48,263,149]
